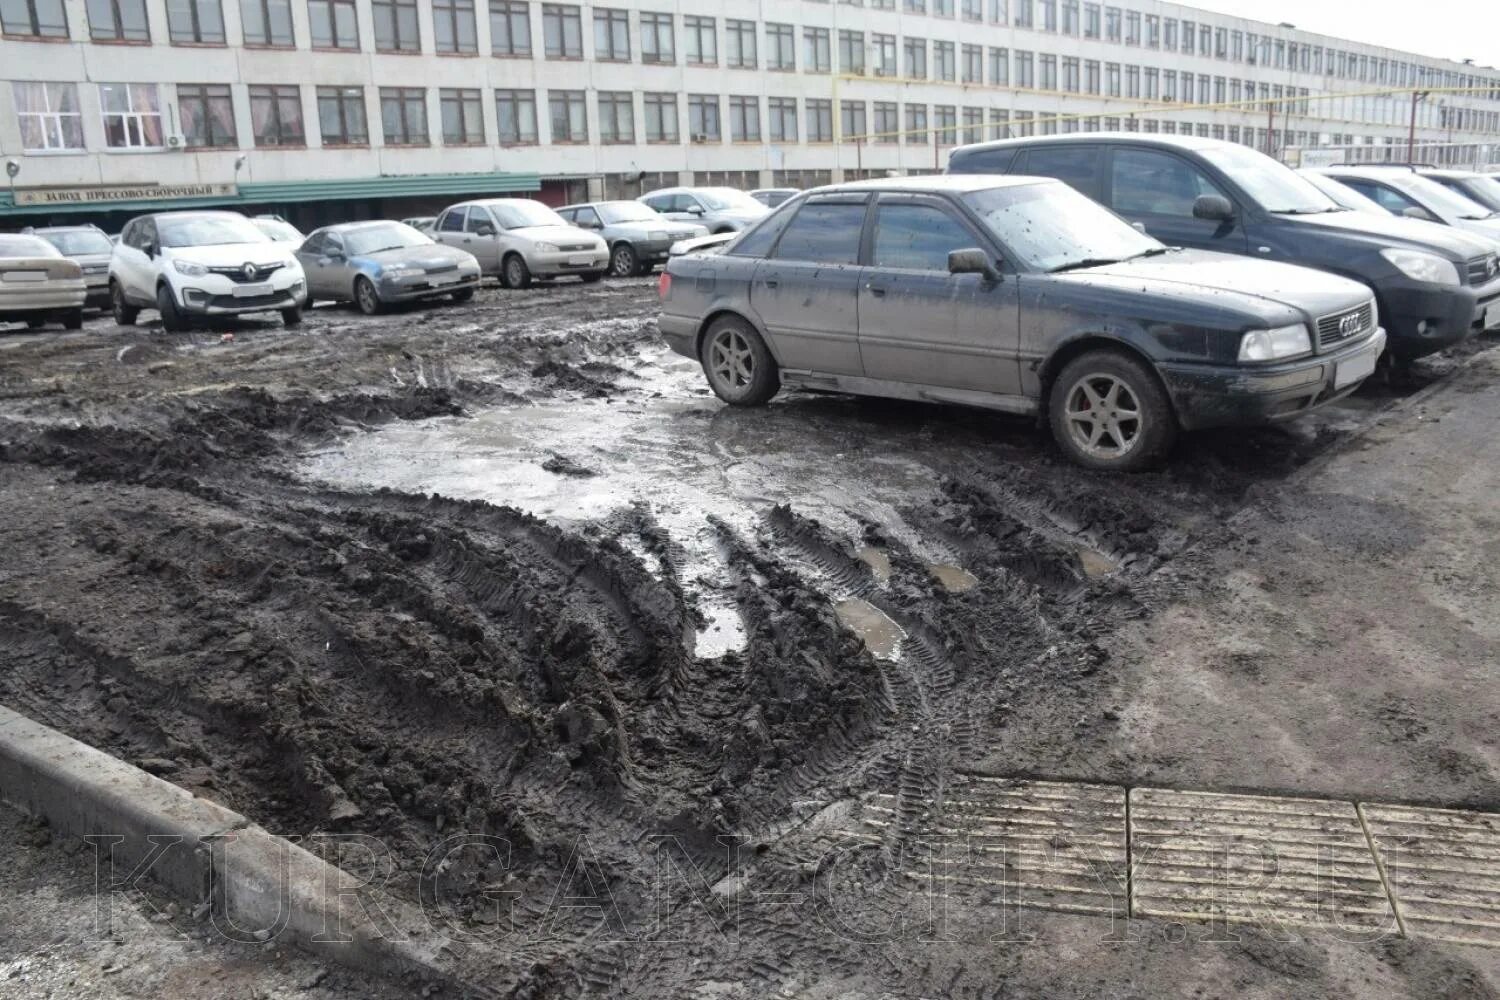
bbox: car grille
[208,262,285,284]
[425,263,458,275]
[1316,301,1376,350]
[1466,253,1499,285]
[82,263,109,275]
[557,243,593,253]
[206,292,290,309]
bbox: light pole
[1408,90,1430,164]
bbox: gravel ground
[0,283,1497,997]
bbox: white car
[431,199,608,289]
[110,211,307,331]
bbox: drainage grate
[1130,788,1398,934]
[1360,803,1500,947]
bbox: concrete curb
[0,704,468,991]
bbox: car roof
[25,224,104,234]
[952,131,1226,156]
[557,201,639,210]
[321,220,406,232]
[456,197,544,207]
[813,175,1056,195]
[1420,169,1486,179]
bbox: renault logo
[242,262,258,281]
[1339,312,1362,337]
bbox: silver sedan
[0,234,86,330]
[295,221,481,315]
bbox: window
[317,85,367,144]
[725,18,755,68]
[548,89,586,142]
[166,0,223,42]
[464,207,493,233]
[438,208,467,233]
[372,0,418,50]
[989,47,1008,85]
[768,96,797,142]
[1084,59,1099,94]
[99,82,162,147]
[1104,4,1119,41]
[1061,0,1077,33]
[1040,0,1055,30]
[683,14,714,65]
[874,101,898,144]
[904,36,926,79]
[962,106,983,144]
[495,88,537,144]
[904,103,927,144]
[379,87,426,144]
[644,92,677,142]
[728,95,759,141]
[934,105,956,146]
[804,27,830,72]
[934,40,955,81]
[177,84,235,146]
[307,0,355,47]
[1013,0,1030,26]
[240,0,291,44]
[597,90,633,142]
[1062,56,1079,92]
[592,7,627,60]
[840,30,864,74]
[1343,181,1423,217]
[962,44,982,83]
[13,83,82,150]
[433,0,475,53]
[640,11,672,63]
[1039,53,1056,90]
[440,87,482,142]
[767,23,794,70]
[1111,148,1226,217]
[248,83,303,146]
[1016,50,1033,88]
[841,100,867,141]
[806,98,832,142]
[1019,145,1102,197]
[542,3,580,58]
[490,0,529,55]
[688,94,719,141]
[774,200,867,264]
[1124,9,1138,44]
[873,202,974,271]
[1083,1,1098,37]
[86,0,147,40]
[2,0,67,36]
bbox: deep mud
[1,287,1496,998]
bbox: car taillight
[657,272,672,300]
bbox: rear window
[0,235,60,258]
[950,147,1018,175]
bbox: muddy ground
[0,284,1497,998]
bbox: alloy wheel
[1063,373,1142,460]
[709,328,754,390]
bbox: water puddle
[857,546,892,585]
[834,598,906,660]
[928,563,979,593]
[1076,547,1119,578]
[696,603,747,658]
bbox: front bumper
[1380,274,1492,359]
[378,270,480,301]
[177,277,305,315]
[1159,328,1387,431]
[84,278,110,308]
[529,249,608,277]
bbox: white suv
[110,211,307,330]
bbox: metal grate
[208,262,285,284]
[1466,254,1496,286]
[1316,301,1375,350]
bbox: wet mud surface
[1,284,1496,998]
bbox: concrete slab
[1362,802,1500,948]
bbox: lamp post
[1408,90,1430,164]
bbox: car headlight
[1380,248,1460,287]
[382,266,423,279]
[172,259,209,277]
[1238,323,1312,362]
[534,242,559,253]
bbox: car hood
[358,245,477,269]
[1455,217,1500,242]
[609,222,709,239]
[1062,249,1371,320]
[512,225,605,246]
[66,252,113,270]
[163,243,299,268]
[1282,209,1485,260]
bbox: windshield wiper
[1267,207,1332,215]
[1128,247,1175,259]
[1049,257,1121,273]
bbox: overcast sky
[1183,0,1500,69]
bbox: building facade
[2,0,1498,226]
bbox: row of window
[3,0,1497,105]
[7,79,1423,154]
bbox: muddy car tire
[450,287,474,303]
[62,309,83,331]
[501,254,532,290]
[700,316,780,406]
[354,277,383,316]
[156,285,189,333]
[609,243,639,278]
[111,283,139,326]
[281,305,303,328]
[1048,349,1176,472]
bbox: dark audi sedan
[657,176,1385,471]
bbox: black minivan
[948,134,1500,361]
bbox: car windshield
[1398,176,1496,220]
[158,215,268,248]
[1299,173,1388,215]
[963,181,1163,272]
[1461,176,1500,212]
[38,230,113,255]
[597,202,661,224]
[0,235,61,258]
[489,201,565,229]
[1199,145,1339,214]
[254,220,303,242]
[698,188,764,212]
[344,223,431,255]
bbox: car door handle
[763,278,779,289]
[867,283,887,297]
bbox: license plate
[232,283,272,297]
[2,271,47,283]
[1335,347,1378,389]
[1485,303,1500,330]
[568,255,592,267]
[429,272,460,285]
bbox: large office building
[2,0,1498,226]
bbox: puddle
[857,546,892,585]
[696,603,747,658]
[1076,547,1119,578]
[928,563,979,593]
[834,598,906,660]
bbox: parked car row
[660,135,1500,472]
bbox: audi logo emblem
[241,262,258,281]
[1338,313,1362,337]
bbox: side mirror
[687,205,705,216]
[327,250,345,261]
[476,224,496,237]
[142,242,157,258]
[1192,194,1235,222]
[948,247,1001,282]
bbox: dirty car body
[26,225,113,308]
[0,234,87,328]
[296,221,480,310]
[659,176,1385,468]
